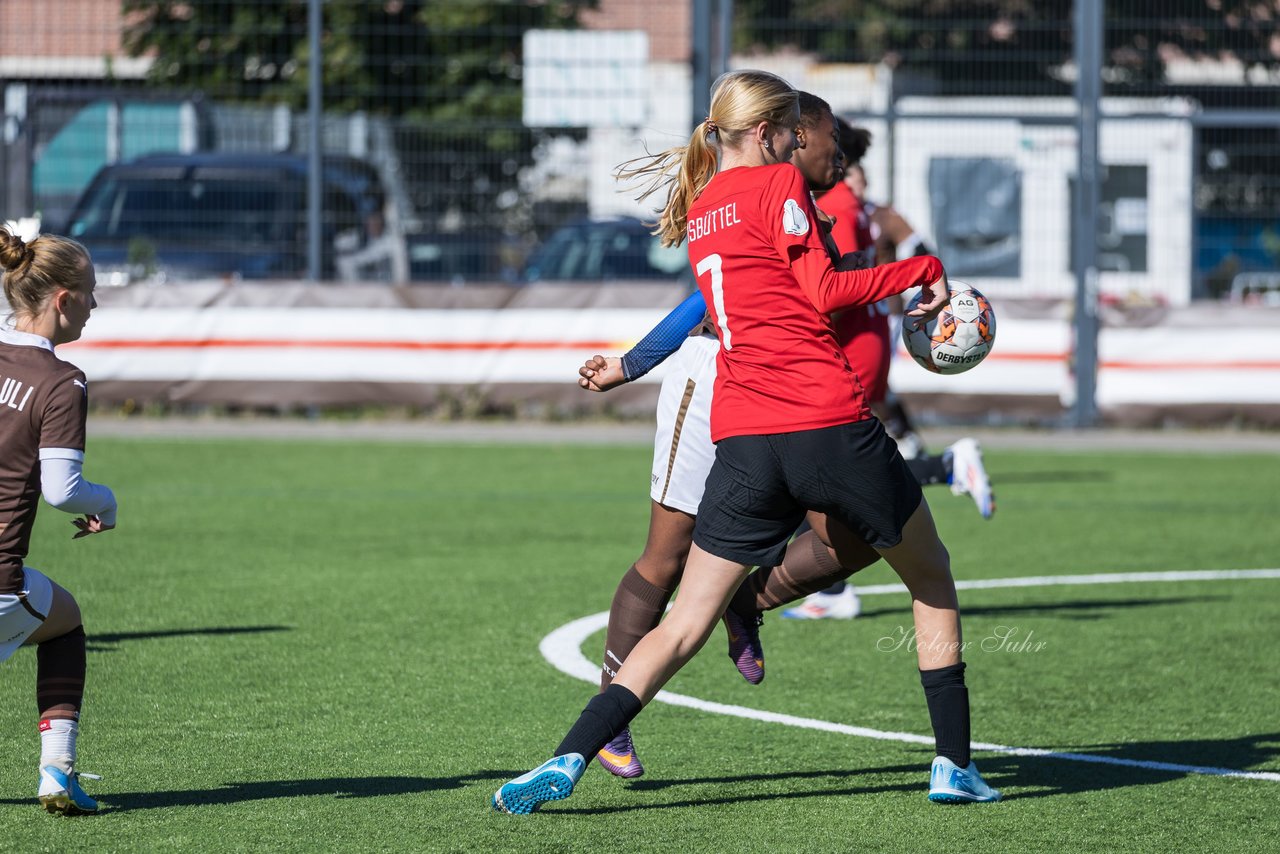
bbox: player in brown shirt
[1,224,116,815]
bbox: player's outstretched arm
[577,290,709,392]
[798,252,945,315]
[617,290,708,383]
[578,355,626,392]
[40,451,117,539]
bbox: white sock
[39,718,78,772]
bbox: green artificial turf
[0,435,1276,852]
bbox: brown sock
[732,530,878,616]
[37,625,85,718]
[599,566,675,691]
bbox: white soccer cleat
[895,430,926,461]
[781,586,862,620]
[947,438,995,519]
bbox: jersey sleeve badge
[782,198,810,236]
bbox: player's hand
[905,272,950,330]
[71,515,114,539]
[578,355,625,392]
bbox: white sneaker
[895,430,926,461]
[781,587,862,620]
[947,438,995,519]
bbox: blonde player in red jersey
[493,70,1001,814]
[579,91,887,781]
[0,225,116,815]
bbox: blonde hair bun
[0,226,36,275]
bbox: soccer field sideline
[87,416,1280,453]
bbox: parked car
[406,232,516,285]
[521,216,690,283]
[62,152,393,282]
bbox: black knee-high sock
[554,684,643,759]
[920,662,970,767]
[37,626,86,718]
[907,454,950,487]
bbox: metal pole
[692,0,712,130]
[1071,0,1102,427]
[692,0,733,131]
[1189,128,1202,299]
[307,0,323,281]
[715,0,733,78]
[3,84,32,220]
[883,65,896,204]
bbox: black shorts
[693,418,923,567]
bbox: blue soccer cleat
[38,763,101,816]
[928,755,1002,803]
[492,753,586,815]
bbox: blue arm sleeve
[620,290,709,382]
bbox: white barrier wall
[61,300,1280,421]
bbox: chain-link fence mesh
[2,1,1276,299]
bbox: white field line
[539,568,1280,784]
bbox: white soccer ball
[902,281,997,375]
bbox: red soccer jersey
[817,180,873,256]
[820,180,893,403]
[685,163,941,441]
[833,297,893,403]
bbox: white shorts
[649,333,719,514]
[0,567,53,663]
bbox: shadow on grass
[978,731,1280,798]
[554,733,1280,812]
[623,763,925,792]
[854,595,1217,620]
[87,626,291,652]
[0,771,523,813]
[557,764,927,815]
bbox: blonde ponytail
[616,69,798,248]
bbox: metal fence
[1,1,1277,301]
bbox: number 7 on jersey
[696,253,731,350]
